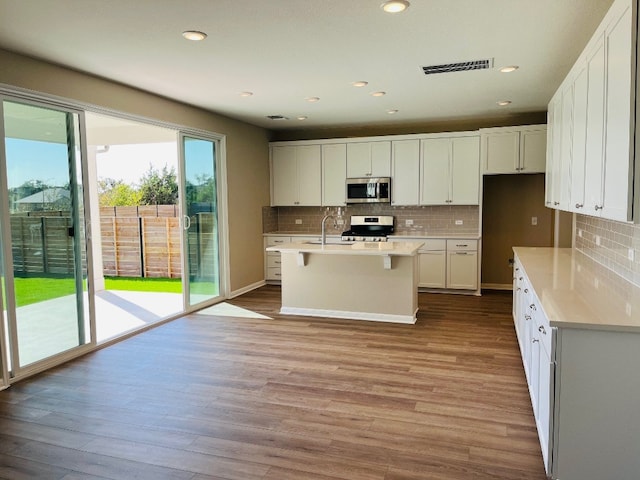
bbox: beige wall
[0,48,271,293]
[271,112,548,142]
[481,174,554,286]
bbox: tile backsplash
[575,214,640,287]
[263,205,480,236]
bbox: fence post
[41,216,48,273]
[139,216,145,278]
[166,217,171,277]
[113,217,119,276]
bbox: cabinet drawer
[266,236,291,247]
[446,239,477,251]
[266,255,283,268]
[266,267,282,280]
[534,308,553,355]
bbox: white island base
[269,242,422,324]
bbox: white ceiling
[0,0,615,131]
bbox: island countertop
[266,241,424,256]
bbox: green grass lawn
[6,276,182,307]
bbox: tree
[138,164,178,205]
[98,178,142,206]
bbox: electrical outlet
[336,218,344,225]
[405,219,414,226]
[629,248,635,261]
[531,216,538,226]
[578,229,583,238]
[595,235,601,246]
[594,277,599,289]
[626,302,632,317]
[295,219,302,225]
[455,220,463,225]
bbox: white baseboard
[280,306,417,324]
[229,280,266,299]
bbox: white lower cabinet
[417,239,446,288]
[513,250,640,479]
[446,239,478,290]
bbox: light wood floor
[0,286,547,480]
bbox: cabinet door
[450,136,480,205]
[346,142,371,177]
[583,37,606,216]
[322,144,347,206]
[483,131,519,173]
[602,5,633,222]
[537,344,552,471]
[446,251,478,290]
[271,146,298,206]
[570,65,589,212]
[545,96,558,208]
[418,251,446,288]
[547,93,563,208]
[559,83,574,210]
[520,128,547,173]
[392,140,420,205]
[370,141,391,177]
[296,145,322,206]
[420,138,450,205]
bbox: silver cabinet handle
[538,325,546,335]
[595,205,603,210]
[553,201,560,206]
[533,339,540,343]
[529,304,536,311]
[525,315,532,321]
[575,203,583,208]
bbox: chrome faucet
[321,214,335,246]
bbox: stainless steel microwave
[345,177,391,203]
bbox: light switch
[295,219,302,225]
[531,216,537,226]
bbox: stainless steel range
[341,215,394,242]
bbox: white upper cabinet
[346,141,391,178]
[391,139,420,205]
[271,145,321,206]
[547,0,637,222]
[421,135,480,206]
[481,125,547,174]
[322,144,347,206]
[601,3,633,221]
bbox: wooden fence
[10,206,216,279]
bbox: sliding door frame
[178,132,229,312]
[0,84,230,385]
[0,94,98,381]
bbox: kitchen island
[266,241,423,323]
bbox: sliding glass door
[0,99,93,376]
[180,134,222,308]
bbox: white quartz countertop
[513,247,640,333]
[267,241,424,256]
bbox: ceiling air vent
[421,59,493,76]
[266,115,289,121]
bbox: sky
[4,139,214,190]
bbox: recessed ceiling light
[239,91,253,97]
[352,81,369,87]
[182,30,207,41]
[306,97,320,103]
[381,0,410,13]
[500,66,519,73]
[497,100,512,106]
[297,116,308,121]
[387,109,399,114]
[371,91,386,97]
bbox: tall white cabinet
[546,0,638,222]
[420,134,480,206]
[271,145,322,206]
